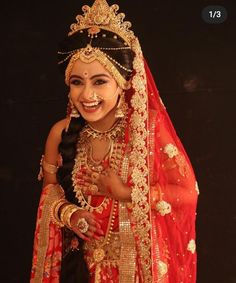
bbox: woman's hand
[80,168,132,201]
[70,209,104,241]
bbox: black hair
[58,29,134,81]
[57,29,134,283]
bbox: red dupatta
[30,40,198,283]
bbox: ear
[117,86,123,95]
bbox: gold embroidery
[119,149,136,282]
[163,143,190,177]
[156,200,172,216]
[33,184,62,282]
[158,260,168,277]
[163,143,179,158]
[130,37,152,282]
[119,201,136,282]
[187,239,196,254]
[84,232,121,269]
[148,111,157,185]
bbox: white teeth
[82,101,100,107]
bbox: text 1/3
[202,6,227,24]
[209,11,221,19]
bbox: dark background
[1,0,236,282]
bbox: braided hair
[57,29,134,283]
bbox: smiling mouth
[81,100,102,109]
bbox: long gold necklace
[72,117,126,213]
[92,199,118,263]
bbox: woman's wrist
[50,197,82,229]
[59,203,83,229]
[50,198,69,227]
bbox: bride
[30,1,198,282]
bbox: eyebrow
[69,73,111,81]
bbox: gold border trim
[130,38,152,282]
[119,155,136,282]
[33,185,64,282]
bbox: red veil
[30,38,198,283]
[145,60,198,282]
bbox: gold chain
[72,117,126,213]
[92,199,118,263]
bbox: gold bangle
[60,204,71,224]
[60,204,81,229]
[65,205,81,229]
[50,199,69,227]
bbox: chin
[80,111,106,123]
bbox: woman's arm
[42,118,68,186]
[40,119,103,240]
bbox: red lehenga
[30,45,198,282]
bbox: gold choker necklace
[82,117,126,141]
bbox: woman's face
[69,59,121,123]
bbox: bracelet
[60,204,81,229]
[43,158,58,174]
[50,198,69,227]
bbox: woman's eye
[70,79,82,86]
[94,79,107,85]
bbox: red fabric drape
[145,60,198,282]
[30,61,198,283]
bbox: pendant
[93,248,105,263]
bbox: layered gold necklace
[72,117,126,213]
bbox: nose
[79,82,94,101]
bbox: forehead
[70,59,111,76]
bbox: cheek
[69,88,80,102]
[102,95,118,110]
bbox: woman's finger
[73,229,90,241]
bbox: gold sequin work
[156,200,172,216]
[187,239,196,254]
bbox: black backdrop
[1,1,236,282]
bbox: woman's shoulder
[46,118,69,146]
[50,118,68,134]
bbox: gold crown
[68,0,135,46]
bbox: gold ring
[77,218,89,234]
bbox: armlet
[38,154,60,181]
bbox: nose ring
[89,92,103,101]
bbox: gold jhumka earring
[66,94,80,132]
[115,91,127,118]
[68,94,80,118]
